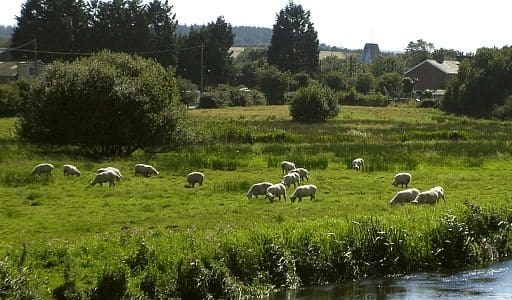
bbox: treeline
[178,25,272,47]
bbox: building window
[28,66,36,76]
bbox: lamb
[186,171,204,187]
[31,163,54,176]
[282,172,300,188]
[389,188,420,205]
[97,167,122,179]
[246,182,273,199]
[90,170,121,187]
[63,164,81,177]
[134,164,159,177]
[265,183,287,202]
[392,172,412,188]
[290,184,317,202]
[412,190,439,205]
[281,161,296,174]
[430,186,446,202]
[352,158,364,171]
[288,167,309,182]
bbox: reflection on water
[270,259,512,299]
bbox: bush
[16,51,185,157]
[0,82,21,117]
[337,89,388,107]
[257,66,290,104]
[176,77,199,107]
[321,71,349,92]
[198,85,266,108]
[289,85,340,122]
[418,99,439,108]
[491,95,512,120]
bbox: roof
[0,61,18,77]
[406,59,459,75]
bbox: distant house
[361,43,380,64]
[0,60,46,84]
[405,59,459,91]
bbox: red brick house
[405,59,459,91]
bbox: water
[271,259,512,299]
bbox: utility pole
[33,38,38,77]
[200,43,204,94]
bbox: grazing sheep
[389,188,420,205]
[352,158,364,171]
[281,161,296,174]
[265,183,287,202]
[282,172,300,188]
[63,164,81,177]
[430,186,446,202]
[246,182,273,199]
[288,167,309,182]
[392,172,412,188]
[412,190,439,205]
[134,164,159,177]
[97,167,122,179]
[31,163,54,176]
[90,170,121,187]
[186,171,204,187]
[290,184,317,202]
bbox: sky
[1,0,510,52]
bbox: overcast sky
[1,0,510,52]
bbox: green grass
[2,106,512,297]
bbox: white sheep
[392,172,412,188]
[288,167,309,182]
[63,164,81,177]
[430,186,446,202]
[186,171,204,187]
[90,170,121,187]
[290,184,317,202]
[265,183,287,202]
[282,172,300,188]
[97,167,122,180]
[389,188,420,205]
[412,190,439,205]
[134,164,159,177]
[281,161,296,174]
[246,182,273,199]
[352,158,364,171]
[31,163,54,176]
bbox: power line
[0,45,203,56]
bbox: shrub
[418,99,439,108]
[337,89,388,107]
[176,77,199,107]
[257,66,290,104]
[0,82,21,117]
[16,51,185,157]
[491,95,512,120]
[321,71,349,92]
[289,85,340,122]
[198,85,266,108]
[199,90,230,108]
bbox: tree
[355,73,375,95]
[267,1,319,74]
[257,65,290,105]
[17,51,185,157]
[405,39,434,67]
[289,84,339,122]
[145,0,179,67]
[377,72,404,98]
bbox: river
[270,259,512,299]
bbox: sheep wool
[186,171,204,187]
[281,161,296,174]
[290,184,317,202]
[31,163,54,176]
[265,183,287,202]
[63,164,81,177]
[246,182,273,199]
[134,164,159,177]
[389,188,420,205]
[392,172,412,188]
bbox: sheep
[246,182,273,199]
[90,170,121,187]
[392,172,412,188]
[63,164,81,177]
[288,167,309,182]
[352,158,364,171]
[281,161,296,174]
[282,172,300,188]
[389,188,420,205]
[265,183,287,202]
[186,171,204,188]
[97,167,122,180]
[430,186,446,202]
[31,163,54,176]
[290,184,317,202]
[134,164,159,177]
[412,190,439,205]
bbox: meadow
[1,105,512,298]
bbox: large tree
[405,39,434,67]
[267,1,319,74]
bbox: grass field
[1,105,512,298]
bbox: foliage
[321,71,349,92]
[289,85,339,122]
[377,72,404,98]
[267,1,319,74]
[442,46,512,118]
[337,89,388,107]
[0,83,21,117]
[355,72,375,95]
[257,65,291,104]
[199,85,266,108]
[176,77,198,107]
[405,39,434,67]
[16,51,185,157]
[290,72,312,91]
[371,55,407,77]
